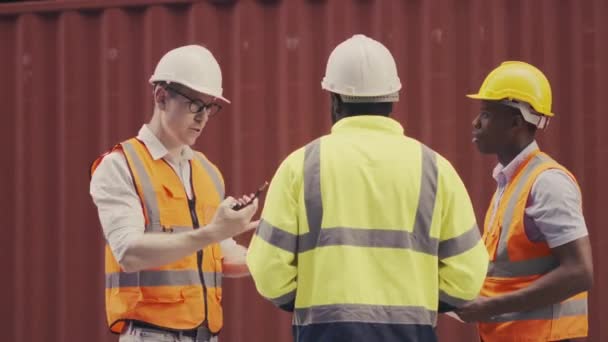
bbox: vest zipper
[163,158,209,327]
[189,198,210,327]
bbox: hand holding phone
[232,181,269,211]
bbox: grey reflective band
[269,290,296,307]
[488,153,561,277]
[193,153,225,200]
[496,153,552,261]
[213,273,222,288]
[106,269,221,288]
[485,298,587,323]
[294,304,437,326]
[411,144,438,250]
[487,256,558,277]
[439,290,472,308]
[438,224,482,260]
[257,220,441,253]
[303,139,323,250]
[316,227,438,251]
[256,220,297,253]
[122,141,162,232]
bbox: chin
[181,137,196,146]
[474,142,492,154]
[477,146,495,154]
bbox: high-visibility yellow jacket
[247,116,489,341]
[479,150,588,341]
[91,138,224,334]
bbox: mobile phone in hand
[232,181,269,211]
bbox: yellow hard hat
[467,61,553,117]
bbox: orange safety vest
[91,138,224,334]
[479,150,588,341]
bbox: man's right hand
[207,196,259,241]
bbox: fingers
[239,198,259,217]
[221,196,237,208]
[227,193,259,211]
[237,193,255,205]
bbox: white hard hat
[321,34,401,103]
[149,45,230,103]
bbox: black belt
[130,321,198,338]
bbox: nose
[472,115,481,129]
[194,111,209,124]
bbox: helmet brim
[465,93,500,100]
[466,93,554,117]
[150,77,231,104]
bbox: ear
[512,114,526,129]
[154,85,168,110]
[331,93,343,114]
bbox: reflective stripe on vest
[122,141,162,232]
[487,153,557,277]
[484,298,587,323]
[106,270,222,289]
[193,153,225,200]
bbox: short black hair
[500,101,538,133]
[341,102,393,116]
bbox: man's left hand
[455,297,497,323]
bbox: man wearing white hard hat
[90,45,258,342]
[247,34,489,341]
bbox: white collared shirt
[488,141,588,248]
[90,125,239,261]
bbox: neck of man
[148,111,184,161]
[496,135,535,166]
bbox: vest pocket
[111,287,142,311]
[139,287,185,304]
[161,184,187,200]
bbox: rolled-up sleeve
[90,152,145,262]
[526,169,589,248]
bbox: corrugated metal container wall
[1,0,606,341]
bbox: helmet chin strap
[501,100,550,129]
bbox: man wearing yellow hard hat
[457,61,593,342]
[90,45,259,341]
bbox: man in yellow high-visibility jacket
[246,34,489,342]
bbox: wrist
[192,223,223,245]
[487,294,515,316]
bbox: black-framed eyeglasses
[165,86,222,116]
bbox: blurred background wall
[1,0,606,341]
